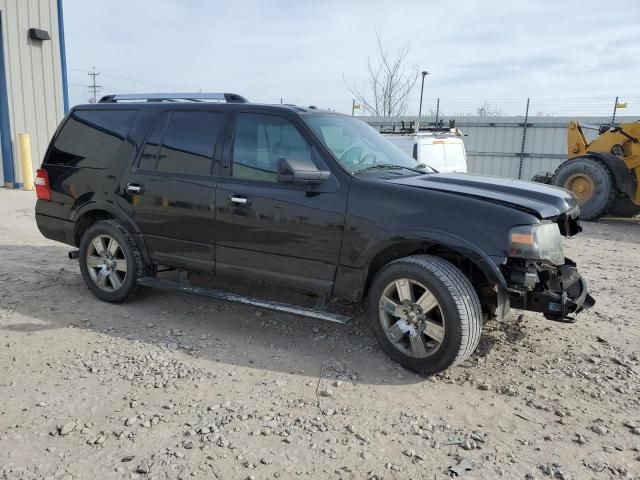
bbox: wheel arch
[71,202,150,264]
[350,234,509,319]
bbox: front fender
[334,229,510,318]
[585,151,637,198]
[359,228,507,288]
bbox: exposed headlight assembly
[508,222,564,265]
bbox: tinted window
[45,109,137,168]
[232,113,311,182]
[138,113,169,171]
[139,111,222,176]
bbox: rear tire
[368,255,482,375]
[78,220,146,303]
[551,157,615,221]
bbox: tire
[608,196,640,218]
[368,254,482,375]
[551,157,615,221]
[78,219,146,303]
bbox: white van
[383,128,468,173]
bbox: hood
[388,173,579,220]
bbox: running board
[138,277,352,324]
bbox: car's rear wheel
[78,220,145,303]
[368,255,482,375]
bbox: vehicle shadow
[0,244,511,386]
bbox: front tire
[368,255,482,375]
[78,220,145,303]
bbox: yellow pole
[18,133,34,191]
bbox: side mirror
[277,157,330,185]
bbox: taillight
[35,169,51,201]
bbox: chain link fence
[365,114,639,180]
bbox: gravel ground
[1,188,639,480]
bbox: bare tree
[476,100,503,117]
[428,107,444,118]
[345,30,419,117]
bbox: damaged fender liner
[505,258,595,322]
[555,204,582,237]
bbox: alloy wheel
[85,234,128,292]
[378,278,445,358]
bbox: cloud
[63,0,640,115]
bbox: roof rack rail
[375,119,459,135]
[98,92,249,104]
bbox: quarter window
[139,111,222,175]
[45,109,137,168]
[232,113,311,182]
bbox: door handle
[229,195,250,206]
[126,183,144,194]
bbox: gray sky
[64,0,640,116]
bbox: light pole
[416,70,429,132]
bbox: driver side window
[232,113,312,182]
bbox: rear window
[45,109,137,168]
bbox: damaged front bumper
[503,257,595,322]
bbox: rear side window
[138,111,222,176]
[139,114,169,171]
[45,109,137,168]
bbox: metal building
[0,0,68,188]
[365,115,636,180]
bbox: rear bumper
[505,258,595,322]
[35,212,75,246]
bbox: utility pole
[87,66,102,103]
[416,71,429,132]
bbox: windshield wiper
[415,163,436,173]
[353,164,407,175]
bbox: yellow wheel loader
[541,121,640,220]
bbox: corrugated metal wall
[0,0,64,185]
[365,115,637,180]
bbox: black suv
[34,93,594,374]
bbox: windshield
[303,114,433,174]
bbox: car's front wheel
[78,220,145,303]
[368,255,482,375]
